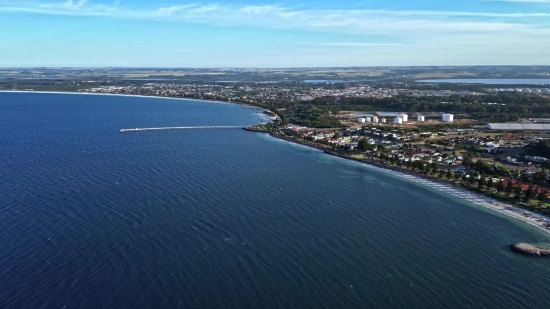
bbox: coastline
[4,90,549,238]
[0,90,264,109]
[262,132,550,238]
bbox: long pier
[120,126,243,133]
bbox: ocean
[1,92,550,309]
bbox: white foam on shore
[355,162,550,237]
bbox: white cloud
[1,1,550,65]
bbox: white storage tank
[365,117,372,123]
[381,118,387,123]
[398,114,408,122]
[417,115,425,122]
[372,116,379,123]
[442,114,454,122]
[394,118,403,124]
[358,118,366,123]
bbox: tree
[525,186,535,200]
[439,170,445,178]
[506,180,514,193]
[358,138,369,152]
[497,181,505,192]
[478,176,486,188]
[514,186,523,197]
[446,170,453,179]
[538,190,546,201]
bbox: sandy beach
[267,134,550,237]
[357,160,550,237]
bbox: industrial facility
[486,123,550,130]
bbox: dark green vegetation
[527,140,550,158]
[304,93,550,123]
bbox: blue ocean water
[1,92,550,309]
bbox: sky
[1,0,550,67]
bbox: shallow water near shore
[2,92,550,309]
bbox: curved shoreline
[4,90,549,239]
[0,90,261,109]
[261,132,550,238]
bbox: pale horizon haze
[1,0,550,67]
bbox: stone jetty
[510,243,550,257]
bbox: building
[442,114,454,122]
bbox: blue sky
[1,0,550,67]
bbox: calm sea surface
[419,79,550,85]
[1,92,550,309]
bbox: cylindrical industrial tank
[365,117,372,122]
[394,118,403,124]
[442,114,454,122]
[381,118,387,123]
[398,114,408,122]
[358,118,366,123]
[372,116,379,123]
[417,115,425,122]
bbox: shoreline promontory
[510,243,550,257]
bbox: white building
[417,115,425,122]
[442,114,454,122]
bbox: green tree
[525,186,535,200]
[446,170,453,179]
[497,181,505,192]
[478,176,486,188]
[538,191,546,201]
[357,138,369,152]
[514,186,523,197]
[506,180,514,193]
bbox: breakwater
[510,243,550,257]
[120,126,243,133]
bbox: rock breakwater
[510,243,550,257]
